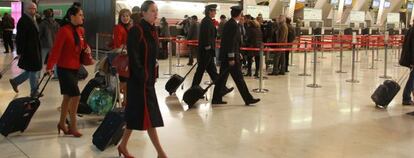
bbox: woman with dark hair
[117,1,167,158]
[46,4,90,137]
[112,8,132,106]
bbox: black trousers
[3,31,13,52]
[191,49,218,87]
[188,46,197,64]
[212,60,253,103]
[285,51,289,72]
[246,52,260,75]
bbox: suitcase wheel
[375,104,386,109]
[169,92,172,96]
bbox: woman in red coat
[46,5,90,137]
[112,8,132,106]
[117,1,167,158]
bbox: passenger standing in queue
[112,8,132,107]
[117,1,167,158]
[245,19,263,77]
[191,4,233,97]
[186,15,200,66]
[212,6,260,106]
[46,4,89,137]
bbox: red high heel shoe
[57,124,70,135]
[117,146,134,158]
[68,129,83,137]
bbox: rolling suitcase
[183,68,229,108]
[92,72,124,151]
[0,74,51,137]
[371,70,409,109]
[0,56,18,79]
[165,62,198,95]
[92,108,125,151]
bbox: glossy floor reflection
[1,47,414,158]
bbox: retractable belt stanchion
[311,36,320,63]
[175,37,184,67]
[346,33,359,83]
[299,42,311,76]
[369,39,376,69]
[95,33,99,60]
[253,44,269,93]
[380,32,392,79]
[375,36,381,61]
[355,38,360,62]
[320,34,326,59]
[289,43,296,66]
[307,42,321,88]
[336,34,347,73]
[164,39,173,75]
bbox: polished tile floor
[1,46,414,158]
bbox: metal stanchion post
[355,41,360,62]
[299,42,311,76]
[346,42,359,83]
[336,36,347,73]
[289,47,295,66]
[307,43,321,88]
[375,37,381,61]
[164,40,173,75]
[320,34,326,59]
[311,36,320,63]
[175,37,184,67]
[369,46,376,69]
[380,32,392,79]
[253,44,269,93]
[95,33,99,60]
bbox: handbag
[112,47,129,78]
[80,48,95,66]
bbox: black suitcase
[0,74,51,137]
[165,63,197,95]
[92,108,125,151]
[183,68,229,108]
[0,56,18,79]
[93,72,124,151]
[371,71,408,109]
[78,75,106,114]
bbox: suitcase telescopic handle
[33,73,52,99]
[396,69,410,85]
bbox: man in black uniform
[212,6,260,106]
[191,4,233,97]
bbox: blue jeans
[12,70,40,94]
[403,69,414,102]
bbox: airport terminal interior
[1,0,414,157]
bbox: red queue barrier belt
[155,34,403,53]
